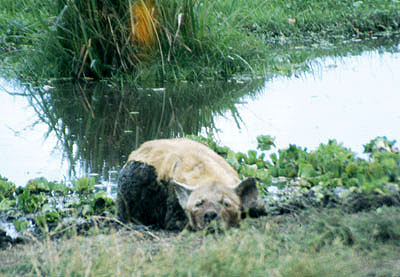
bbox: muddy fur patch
[117,161,187,230]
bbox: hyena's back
[126,138,240,188]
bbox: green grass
[1,206,400,276]
[1,0,400,82]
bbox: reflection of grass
[24,80,263,177]
[1,207,400,276]
[1,0,399,81]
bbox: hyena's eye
[194,199,204,207]
[220,198,232,208]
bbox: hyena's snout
[203,210,218,224]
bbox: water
[214,50,400,154]
[0,80,68,185]
[1,47,400,186]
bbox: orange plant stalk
[129,0,158,49]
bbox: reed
[22,0,212,81]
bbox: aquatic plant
[13,219,29,233]
[34,206,61,229]
[16,189,47,214]
[0,199,16,212]
[72,177,95,195]
[92,191,115,215]
[197,135,400,196]
[0,176,16,200]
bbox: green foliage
[8,0,223,81]
[16,189,47,214]
[92,191,115,215]
[27,177,51,193]
[309,140,355,177]
[26,177,70,194]
[72,177,95,195]
[257,135,275,151]
[270,144,309,178]
[35,207,60,229]
[265,137,400,192]
[0,176,16,200]
[0,199,16,212]
[0,174,117,239]
[13,219,30,233]
[192,135,400,195]
[364,136,397,155]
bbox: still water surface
[0,80,67,185]
[215,50,400,154]
[1,48,399,186]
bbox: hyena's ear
[171,180,194,209]
[235,177,267,217]
[234,177,259,209]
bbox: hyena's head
[172,178,260,231]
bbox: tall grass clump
[0,0,41,52]
[4,0,400,82]
[23,0,218,81]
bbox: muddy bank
[1,183,399,250]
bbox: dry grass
[2,207,400,276]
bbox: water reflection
[21,80,264,183]
[0,81,67,186]
[215,49,400,154]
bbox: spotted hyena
[117,138,265,231]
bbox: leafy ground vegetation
[1,0,400,82]
[1,136,400,276]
